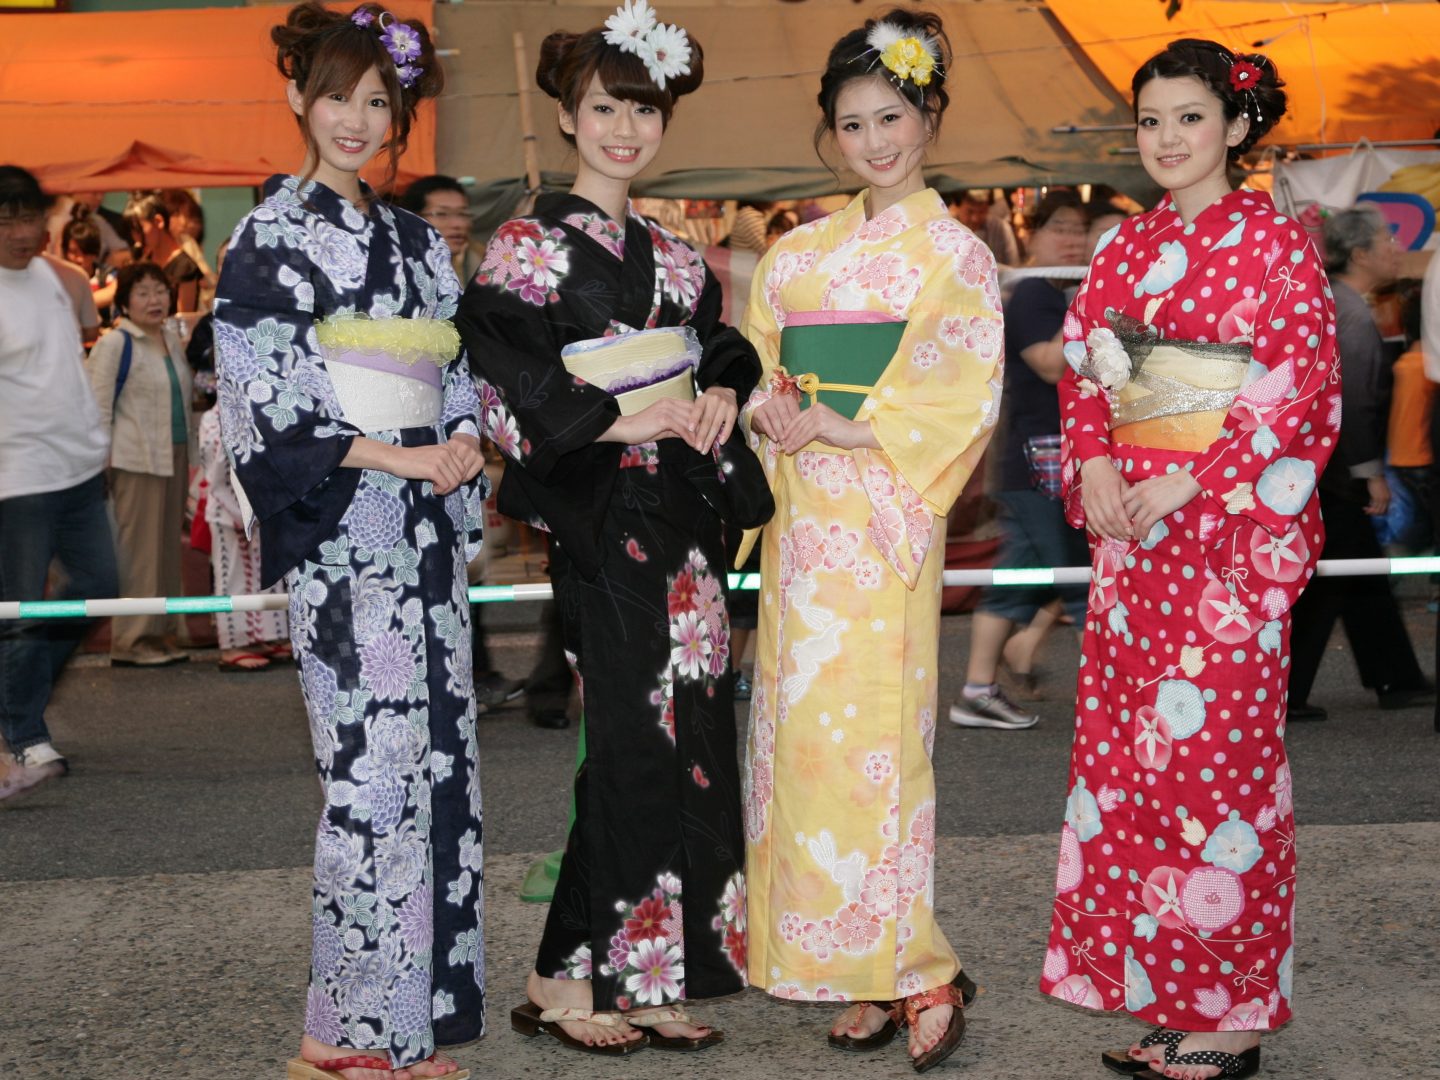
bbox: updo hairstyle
[272,1,444,193]
[815,8,952,157]
[1131,38,1286,159]
[536,27,705,147]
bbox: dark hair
[62,217,102,260]
[1029,189,1084,231]
[0,165,45,217]
[114,261,173,318]
[767,209,798,237]
[272,2,444,196]
[815,8,951,158]
[161,189,205,242]
[1395,278,1423,349]
[400,174,466,215]
[536,26,704,146]
[1131,38,1286,159]
[124,192,169,232]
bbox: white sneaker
[0,743,67,803]
[948,689,1040,730]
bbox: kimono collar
[538,191,637,230]
[1154,186,1270,230]
[839,186,947,237]
[263,173,389,234]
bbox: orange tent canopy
[1047,0,1440,148]
[2,1,435,194]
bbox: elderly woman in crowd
[87,262,193,667]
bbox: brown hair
[272,1,443,196]
[536,27,704,146]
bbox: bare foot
[829,1002,892,1040]
[297,1037,462,1078]
[906,1001,953,1060]
[1159,1031,1261,1079]
[220,649,270,670]
[525,971,643,1048]
[627,1007,714,1041]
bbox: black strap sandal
[1137,1041,1261,1080]
[1102,1027,1183,1074]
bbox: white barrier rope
[2,558,1436,620]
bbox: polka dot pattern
[1039,189,1337,1032]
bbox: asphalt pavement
[3,591,1437,1078]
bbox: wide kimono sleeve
[692,265,761,401]
[852,222,1004,587]
[430,233,483,446]
[1057,241,1118,531]
[453,219,618,484]
[212,210,363,584]
[1185,227,1338,540]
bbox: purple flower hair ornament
[350,5,425,89]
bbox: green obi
[777,314,906,420]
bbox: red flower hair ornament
[1228,58,1263,93]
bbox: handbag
[1023,434,1064,499]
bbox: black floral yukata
[214,175,487,1067]
[456,192,772,1010]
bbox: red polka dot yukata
[1040,189,1339,1032]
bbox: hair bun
[536,31,581,100]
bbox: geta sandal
[1102,1027,1183,1074]
[510,999,646,1055]
[904,972,974,1073]
[287,1052,469,1078]
[1136,1042,1260,1080]
[828,999,905,1052]
[828,971,977,1053]
[625,1005,724,1051]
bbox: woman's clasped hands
[392,433,485,496]
[751,392,876,454]
[1080,456,1202,543]
[602,386,739,453]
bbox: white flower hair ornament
[604,0,692,90]
[865,20,942,88]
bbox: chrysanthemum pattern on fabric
[1042,188,1337,1031]
[216,174,487,1068]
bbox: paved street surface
[3,594,1437,1079]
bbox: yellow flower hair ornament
[866,21,941,88]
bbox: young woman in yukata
[1041,40,1337,1080]
[213,4,488,1078]
[456,0,772,1060]
[739,9,1003,1074]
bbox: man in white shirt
[0,166,118,802]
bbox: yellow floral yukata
[740,188,1003,1001]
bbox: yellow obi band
[314,314,459,432]
[1110,341,1250,452]
[314,313,461,366]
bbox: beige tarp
[435,0,1150,201]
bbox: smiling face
[290,64,392,194]
[832,76,931,204]
[561,73,666,188]
[1135,75,1247,203]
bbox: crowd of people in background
[4,157,1436,775]
[3,2,1440,1079]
